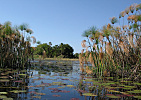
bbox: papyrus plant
[80,3,141,81]
[0,21,36,69]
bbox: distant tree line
[33,42,79,58]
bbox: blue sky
[0,0,140,53]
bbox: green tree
[34,43,52,58]
[74,53,79,58]
[52,45,60,57]
[59,43,74,58]
[34,42,74,58]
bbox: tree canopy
[34,42,76,58]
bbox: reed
[0,21,35,69]
[79,3,141,81]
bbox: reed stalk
[80,3,141,81]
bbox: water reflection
[0,61,140,100]
[0,68,30,99]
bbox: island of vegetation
[32,42,79,60]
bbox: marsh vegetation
[0,3,141,100]
[79,3,141,81]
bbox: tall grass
[0,21,35,69]
[79,3,141,81]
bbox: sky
[0,0,140,53]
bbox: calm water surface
[0,61,140,100]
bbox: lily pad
[18,74,27,76]
[120,92,129,95]
[35,84,45,87]
[127,90,141,94]
[3,98,13,100]
[67,85,74,88]
[134,96,141,99]
[0,92,8,94]
[52,82,62,85]
[0,76,8,79]
[32,96,41,99]
[58,86,65,88]
[9,90,27,93]
[123,87,134,90]
[106,94,121,98]
[0,79,10,82]
[120,81,133,83]
[82,93,97,96]
[1,73,6,75]
[123,85,136,90]
[107,90,120,93]
[119,84,126,87]
[0,95,7,99]
[133,82,141,86]
[106,77,114,79]
[124,86,135,88]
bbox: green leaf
[0,76,8,79]
[134,96,141,99]
[82,93,97,96]
[18,74,27,76]
[107,90,120,93]
[3,98,13,100]
[32,96,41,99]
[106,94,120,98]
[67,85,74,88]
[0,92,8,94]
[52,82,62,85]
[127,90,141,94]
[0,79,10,82]
[0,95,7,99]
[133,82,141,86]
[9,90,27,93]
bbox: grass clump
[0,22,36,69]
[79,3,141,82]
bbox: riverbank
[33,56,79,61]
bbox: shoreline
[33,58,79,61]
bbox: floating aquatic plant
[106,94,121,98]
[82,93,97,96]
[127,90,141,94]
[0,92,8,94]
[134,96,141,99]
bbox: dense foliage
[0,21,35,68]
[79,3,141,81]
[34,42,76,58]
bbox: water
[0,60,141,100]
[27,61,83,100]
